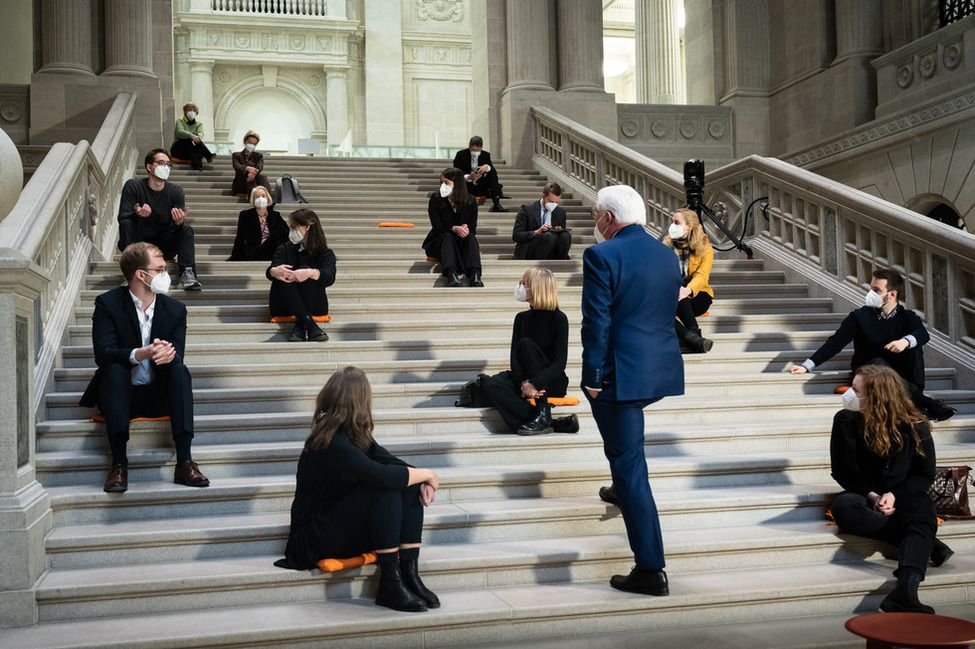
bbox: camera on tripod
[683,159,705,212]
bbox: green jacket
[174,117,204,142]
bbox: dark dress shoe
[445,271,462,287]
[489,204,509,213]
[289,323,306,342]
[174,461,210,487]
[599,484,618,505]
[682,331,713,353]
[469,272,484,287]
[304,317,329,342]
[400,558,440,608]
[931,539,954,567]
[552,414,580,433]
[104,464,128,493]
[610,567,669,596]
[927,398,956,422]
[376,564,428,612]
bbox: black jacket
[422,193,478,251]
[512,200,568,260]
[266,243,337,317]
[228,207,288,261]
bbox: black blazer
[228,207,288,261]
[79,286,187,407]
[422,193,478,251]
[452,148,495,176]
[266,243,337,316]
[512,200,568,259]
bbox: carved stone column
[635,0,682,103]
[188,60,216,137]
[364,0,404,145]
[721,0,770,155]
[38,0,94,75]
[103,0,155,77]
[835,0,884,61]
[326,68,350,149]
[557,0,604,91]
[504,0,555,90]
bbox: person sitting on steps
[453,135,508,213]
[662,208,714,353]
[423,167,483,287]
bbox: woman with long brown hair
[662,208,714,353]
[267,208,336,342]
[422,167,483,287]
[830,364,952,614]
[275,367,441,612]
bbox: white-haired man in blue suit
[582,185,685,596]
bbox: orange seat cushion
[270,315,331,323]
[89,414,170,423]
[171,157,191,164]
[316,552,377,572]
[527,396,580,407]
[235,193,248,197]
[834,385,852,394]
[378,222,415,227]
[426,257,439,262]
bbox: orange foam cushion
[378,222,415,227]
[89,414,170,423]
[834,385,852,394]
[527,396,580,407]
[676,312,709,320]
[270,315,331,323]
[426,257,439,262]
[316,552,377,572]
[171,157,191,164]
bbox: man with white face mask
[117,148,202,291]
[512,182,572,260]
[789,269,955,421]
[452,135,508,212]
[79,242,209,493]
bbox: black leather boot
[682,328,713,353]
[399,558,440,609]
[552,414,580,433]
[931,539,954,567]
[517,395,553,436]
[445,270,462,287]
[289,319,306,342]
[304,316,329,342]
[469,271,484,287]
[879,567,934,614]
[375,558,428,612]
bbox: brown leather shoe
[104,464,128,493]
[173,461,210,487]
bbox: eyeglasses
[151,160,171,167]
[141,267,167,274]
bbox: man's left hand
[171,208,186,225]
[149,339,176,365]
[884,338,909,353]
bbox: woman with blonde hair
[228,185,287,261]
[275,367,441,612]
[830,364,952,614]
[481,268,577,435]
[232,130,271,197]
[663,208,714,353]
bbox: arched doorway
[217,79,327,155]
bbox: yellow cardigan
[675,244,714,298]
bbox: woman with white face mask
[232,130,271,197]
[267,208,337,342]
[228,185,288,261]
[170,102,215,171]
[422,167,484,287]
[830,364,951,615]
[662,208,714,353]
[476,268,578,435]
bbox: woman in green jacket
[170,102,215,171]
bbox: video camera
[683,158,705,212]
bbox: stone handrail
[530,106,975,374]
[211,0,330,15]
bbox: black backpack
[274,174,309,204]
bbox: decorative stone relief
[708,121,725,139]
[290,35,306,51]
[207,31,221,47]
[944,43,962,69]
[650,120,668,138]
[216,70,234,87]
[317,36,332,53]
[235,32,251,49]
[679,121,697,138]
[308,73,323,88]
[263,33,279,50]
[417,0,463,22]
[897,65,914,88]
[402,43,471,65]
[620,120,639,138]
[919,53,937,79]
[1,103,22,122]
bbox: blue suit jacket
[581,224,684,401]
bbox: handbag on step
[927,465,974,519]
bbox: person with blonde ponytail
[275,367,441,613]
[829,364,952,614]
[662,208,714,353]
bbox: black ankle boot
[469,271,484,287]
[375,557,428,612]
[879,567,934,614]
[552,414,580,433]
[399,558,440,609]
[445,271,462,287]
[517,395,553,436]
[931,539,954,567]
[682,328,713,353]
[289,320,306,342]
[304,316,329,342]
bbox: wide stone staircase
[5,156,975,648]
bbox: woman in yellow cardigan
[663,208,714,353]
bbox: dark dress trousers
[422,193,481,276]
[829,410,938,575]
[116,178,196,274]
[512,200,572,260]
[581,224,684,571]
[79,286,193,441]
[452,148,503,199]
[231,150,272,196]
[266,243,337,318]
[228,207,288,261]
[275,433,421,570]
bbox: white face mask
[593,212,608,243]
[439,183,452,198]
[514,283,528,302]
[153,164,171,181]
[289,228,305,245]
[143,270,171,295]
[865,290,885,309]
[244,143,256,153]
[254,196,269,209]
[841,388,860,412]
[186,111,197,120]
[668,223,686,240]
[544,202,559,213]
[471,150,480,159]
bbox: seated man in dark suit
[512,182,572,260]
[453,135,508,212]
[79,242,209,492]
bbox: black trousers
[466,169,503,199]
[521,230,572,260]
[482,338,568,431]
[424,232,481,277]
[311,484,424,558]
[96,362,194,441]
[118,221,197,274]
[268,280,327,319]
[171,138,214,170]
[831,491,937,576]
[675,292,712,335]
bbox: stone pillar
[37,0,94,75]
[103,0,155,77]
[504,0,555,90]
[364,0,404,145]
[556,0,604,92]
[721,0,770,155]
[635,0,683,103]
[835,0,884,61]
[326,68,350,149]
[188,60,216,139]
